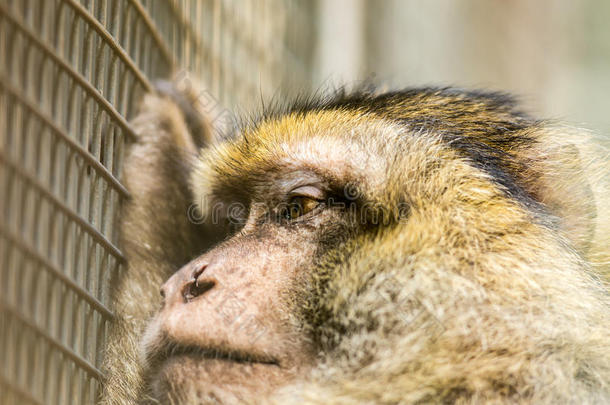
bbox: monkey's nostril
[159,287,166,298]
[182,278,215,302]
[181,263,214,302]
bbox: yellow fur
[103,85,610,404]
[193,107,610,403]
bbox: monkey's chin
[149,354,291,404]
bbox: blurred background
[317,0,610,135]
[1,1,609,404]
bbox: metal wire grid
[0,1,314,404]
[141,0,314,109]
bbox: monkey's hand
[101,77,225,405]
[122,76,228,275]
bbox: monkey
[100,76,610,405]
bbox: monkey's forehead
[191,109,402,201]
[191,88,551,213]
[239,87,542,169]
[220,85,542,169]
[200,98,535,178]
[190,106,512,212]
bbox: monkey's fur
[102,80,610,404]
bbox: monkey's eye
[282,196,320,220]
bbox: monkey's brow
[271,169,326,190]
[217,171,327,202]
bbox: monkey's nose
[182,264,216,302]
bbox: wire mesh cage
[0,1,315,403]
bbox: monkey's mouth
[150,342,280,369]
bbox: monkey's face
[141,207,340,402]
[141,112,381,403]
[140,108,489,403]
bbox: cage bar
[0,1,314,403]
